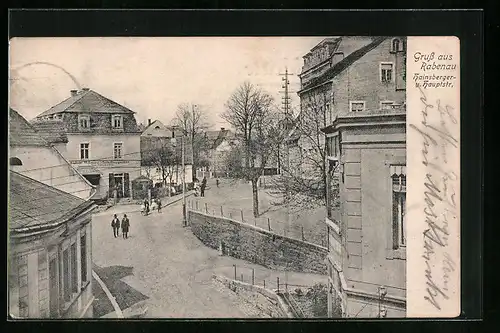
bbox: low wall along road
[188,211,328,275]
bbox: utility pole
[191,104,196,181]
[279,67,293,287]
[182,135,187,226]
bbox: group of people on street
[111,214,130,239]
[142,197,162,216]
[194,176,208,197]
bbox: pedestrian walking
[216,177,220,188]
[157,198,162,213]
[201,176,207,197]
[121,214,130,239]
[143,197,149,216]
[111,214,120,238]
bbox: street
[91,199,326,318]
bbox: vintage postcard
[8,36,460,319]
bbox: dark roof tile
[36,89,135,118]
[9,171,87,230]
[30,121,69,144]
[9,109,49,147]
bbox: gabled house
[9,109,95,200]
[316,37,407,318]
[30,88,142,202]
[141,119,182,138]
[140,122,193,187]
[8,171,96,318]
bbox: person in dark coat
[201,176,207,197]
[143,197,149,215]
[157,198,162,213]
[111,214,120,238]
[121,214,130,239]
[216,178,220,188]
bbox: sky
[9,37,324,130]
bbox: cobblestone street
[91,199,326,318]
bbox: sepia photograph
[8,36,412,319]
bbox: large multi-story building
[8,170,96,319]
[31,88,142,202]
[308,36,408,318]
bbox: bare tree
[222,82,284,217]
[268,86,339,211]
[141,138,179,195]
[171,103,211,180]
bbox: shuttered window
[391,165,406,249]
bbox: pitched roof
[30,121,68,144]
[140,136,194,165]
[212,129,234,149]
[9,171,90,230]
[9,109,49,147]
[35,89,135,118]
[299,37,388,93]
[141,120,175,137]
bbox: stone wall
[189,211,328,274]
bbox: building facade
[31,89,142,202]
[316,37,407,318]
[9,109,95,200]
[9,171,96,318]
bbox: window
[112,115,123,129]
[380,63,394,83]
[380,101,394,110]
[391,38,402,52]
[70,243,77,293]
[349,101,365,112]
[80,143,89,160]
[62,249,70,302]
[113,143,123,159]
[391,165,406,249]
[49,257,58,317]
[326,135,340,158]
[79,115,90,129]
[81,235,87,283]
[326,158,340,221]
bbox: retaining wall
[189,211,328,274]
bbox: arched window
[392,38,401,52]
[10,157,22,166]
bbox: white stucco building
[31,89,142,202]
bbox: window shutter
[109,173,115,197]
[124,173,130,197]
[392,192,399,249]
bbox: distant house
[206,128,238,178]
[30,88,142,202]
[141,119,182,138]
[140,120,193,186]
[9,109,95,200]
[8,171,96,318]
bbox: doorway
[113,173,124,198]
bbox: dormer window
[391,38,404,53]
[112,115,123,129]
[79,114,90,129]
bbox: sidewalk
[93,191,194,217]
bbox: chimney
[70,90,78,97]
[148,119,152,126]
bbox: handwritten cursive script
[409,85,459,311]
